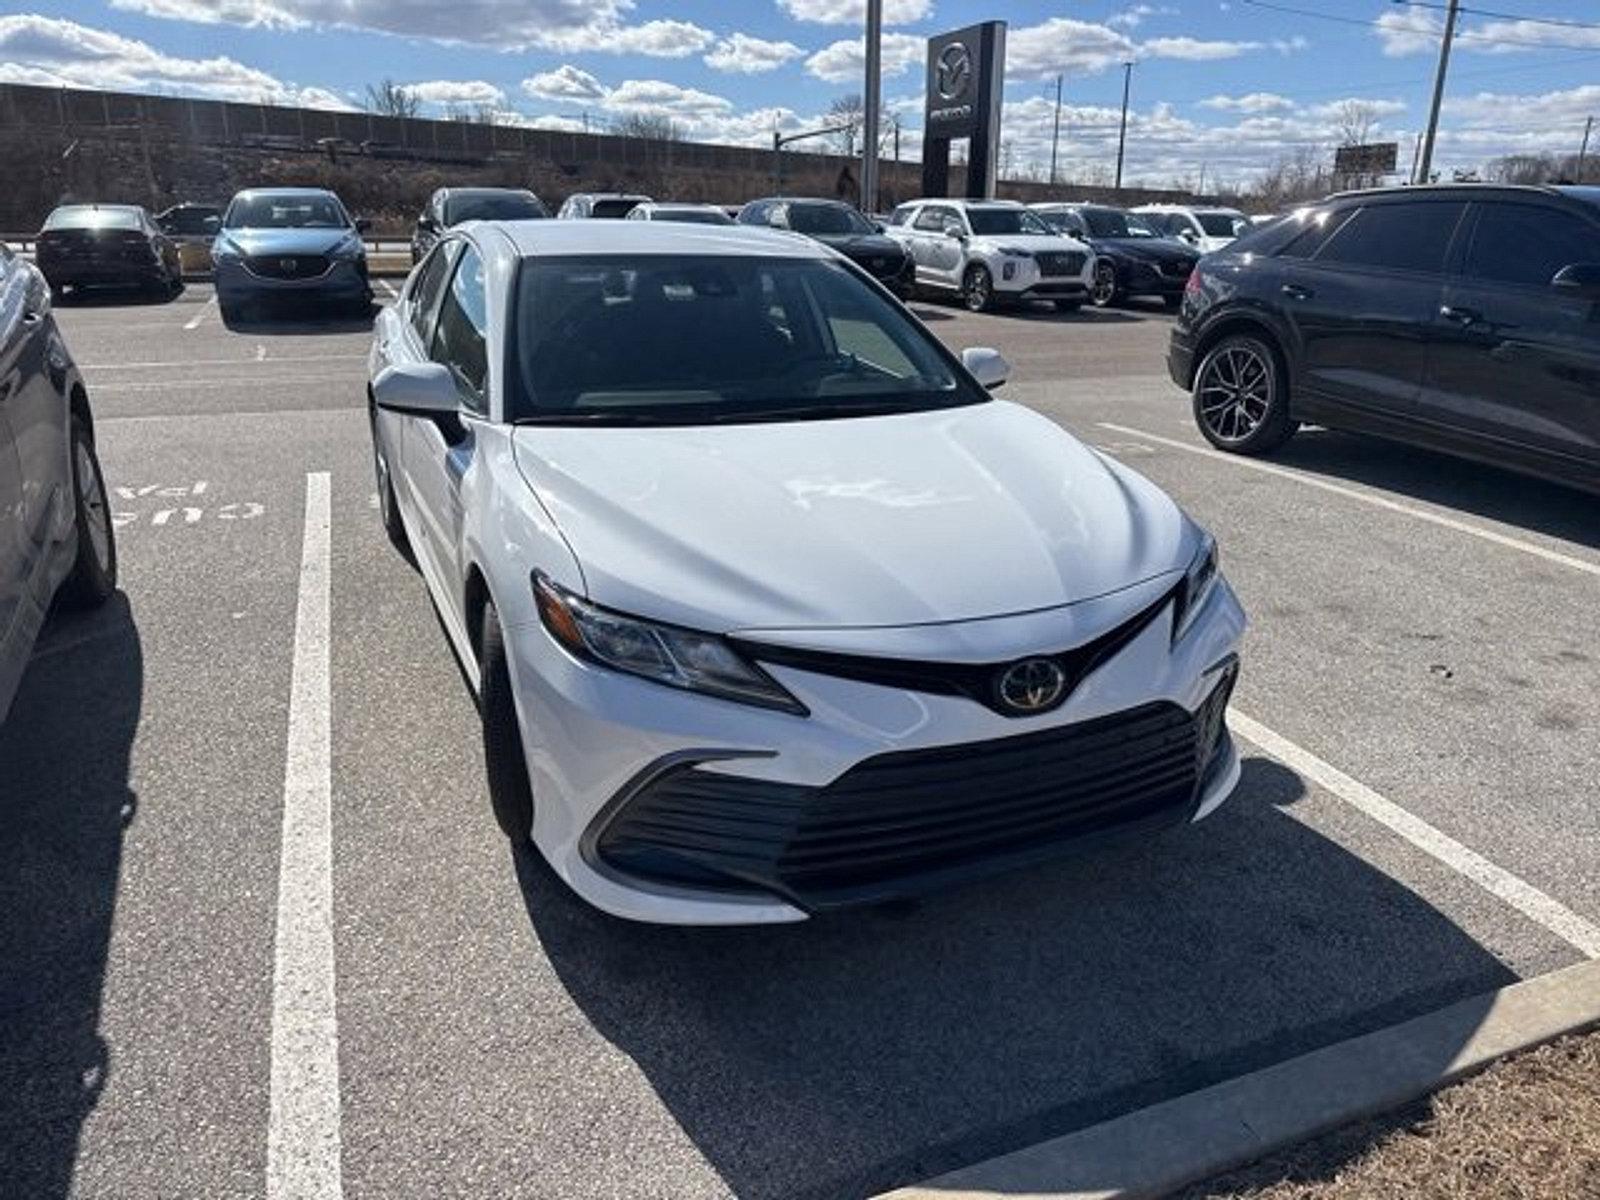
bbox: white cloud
[1006,18,1138,77]
[703,32,803,74]
[0,13,352,107]
[107,0,712,55]
[1200,92,1295,114]
[1374,10,1442,56]
[1445,82,1600,125]
[1108,5,1176,31]
[1305,97,1406,121]
[1140,36,1261,61]
[777,0,931,26]
[521,64,607,103]
[403,79,505,108]
[805,31,924,83]
[1458,19,1600,55]
[524,113,589,133]
[600,79,732,119]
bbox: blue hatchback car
[212,187,372,321]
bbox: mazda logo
[280,258,297,271]
[935,43,973,102]
[997,658,1068,715]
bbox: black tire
[57,414,117,609]
[370,413,411,559]
[1089,260,1122,308]
[1053,299,1083,313]
[1191,332,1298,455]
[962,264,995,313]
[480,601,535,844]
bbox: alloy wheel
[1090,261,1118,307]
[964,268,991,312]
[1197,344,1272,442]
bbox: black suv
[412,187,548,263]
[1170,184,1600,494]
[737,198,914,297]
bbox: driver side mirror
[1551,263,1600,300]
[373,362,460,417]
[417,214,436,232]
[944,222,967,241]
[354,216,372,233]
[962,346,1011,390]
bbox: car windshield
[445,193,546,224]
[967,208,1053,236]
[511,255,981,425]
[788,204,873,235]
[1081,209,1143,238]
[44,206,141,231]
[1198,211,1249,238]
[1126,213,1159,237]
[225,194,348,229]
[653,208,734,225]
[591,198,644,218]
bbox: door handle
[1280,283,1313,301]
[1440,304,1481,325]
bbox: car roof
[1323,182,1595,204]
[444,187,536,198]
[52,203,141,213]
[487,220,834,260]
[231,187,340,199]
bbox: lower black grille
[1160,259,1197,278]
[597,683,1235,909]
[1036,251,1088,277]
[244,254,329,280]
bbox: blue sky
[3,1,1598,186]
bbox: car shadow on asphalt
[1269,428,1599,553]
[57,287,182,307]
[220,309,377,337]
[0,593,141,1198]
[514,752,1520,1200]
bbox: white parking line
[80,355,364,370]
[379,279,399,298]
[183,295,216,331]
[268,472,343,1200]
[1098,423,1600,580]
[1231,709,1600,959]
[93,371,360,394]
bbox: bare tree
[365,79,420,119]
[1331,100,1380,149]
[827,93,864,156]
[610,113,686,142]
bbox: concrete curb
[875,957,1600,1200]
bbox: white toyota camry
[368,220,1245,925]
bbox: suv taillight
[1184,266,1203,295]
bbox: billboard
[1334,142,1399,176]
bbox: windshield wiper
[513,411,689,426]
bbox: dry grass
[1181,1031,1600,1199]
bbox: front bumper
[992,256,1094,302]
[214,255,371,304]
[1124,259,1194,297]
[508,575,1247,924]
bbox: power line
[1392,1,1600,34]
[1238,0,1598,52]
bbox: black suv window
[1276,208,1354,259]
[431,245,489,409]
[1316,201,1465,274]
[1463,202,1600,289]
[408,244,455,343]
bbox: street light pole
[1416,0,1460,186]
[1579,116,1594,183]
[861,0,883,213]
[1049,74,1063,187]
[1114,61,1133,191]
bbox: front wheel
[962,264,995,313]
[57,415,118,608]
[1192,333,1298,455]
[1089,260,1122,308]
[480,601,535,845]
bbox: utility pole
[1049,74,1063,188]
[861,0,883,213]
[1114,61,1133,191]
[1409,131,1422,184]
[1579,116,1594,183]
[1416,0,1460,186]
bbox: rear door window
[1461,202,1600,290]
[1315,202,1466,275]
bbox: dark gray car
[0,244,117,720]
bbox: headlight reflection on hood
[533,572,806,714]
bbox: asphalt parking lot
[3,280,1597,1200]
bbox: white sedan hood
[513,400,1190,633]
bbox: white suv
[885,199,1095,312]
[1130,205,1252,254]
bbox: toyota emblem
[935,43,973,102]
[997,658,1068,715]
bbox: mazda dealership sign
[922,21,1006,198]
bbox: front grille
[597,683,1235,908]
[1036,251,1088,277]
[244,254,330,280]
[1160,259,1197,278]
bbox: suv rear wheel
[1192,333,1298,454]
[962,264,995,313]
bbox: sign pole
[861,0,882,213]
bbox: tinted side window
[914,206,954,231]
[1276,208,1355,259]
[886,205,913,226]
[431,245,489,408]
[408,244,454,343]
[1463,203,1600,289]
[1316,202,1465,274]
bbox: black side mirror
[1551,263,1600,300]
[417,215,435,232]
[943,222,967,241]
[354,216,372,233]
[202,216,221,234]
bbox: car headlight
[1172,531,1220,643]
[995,245,1033,258]
[331,232,365,260]
[533,572,805,714]
[213,237,242,261]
